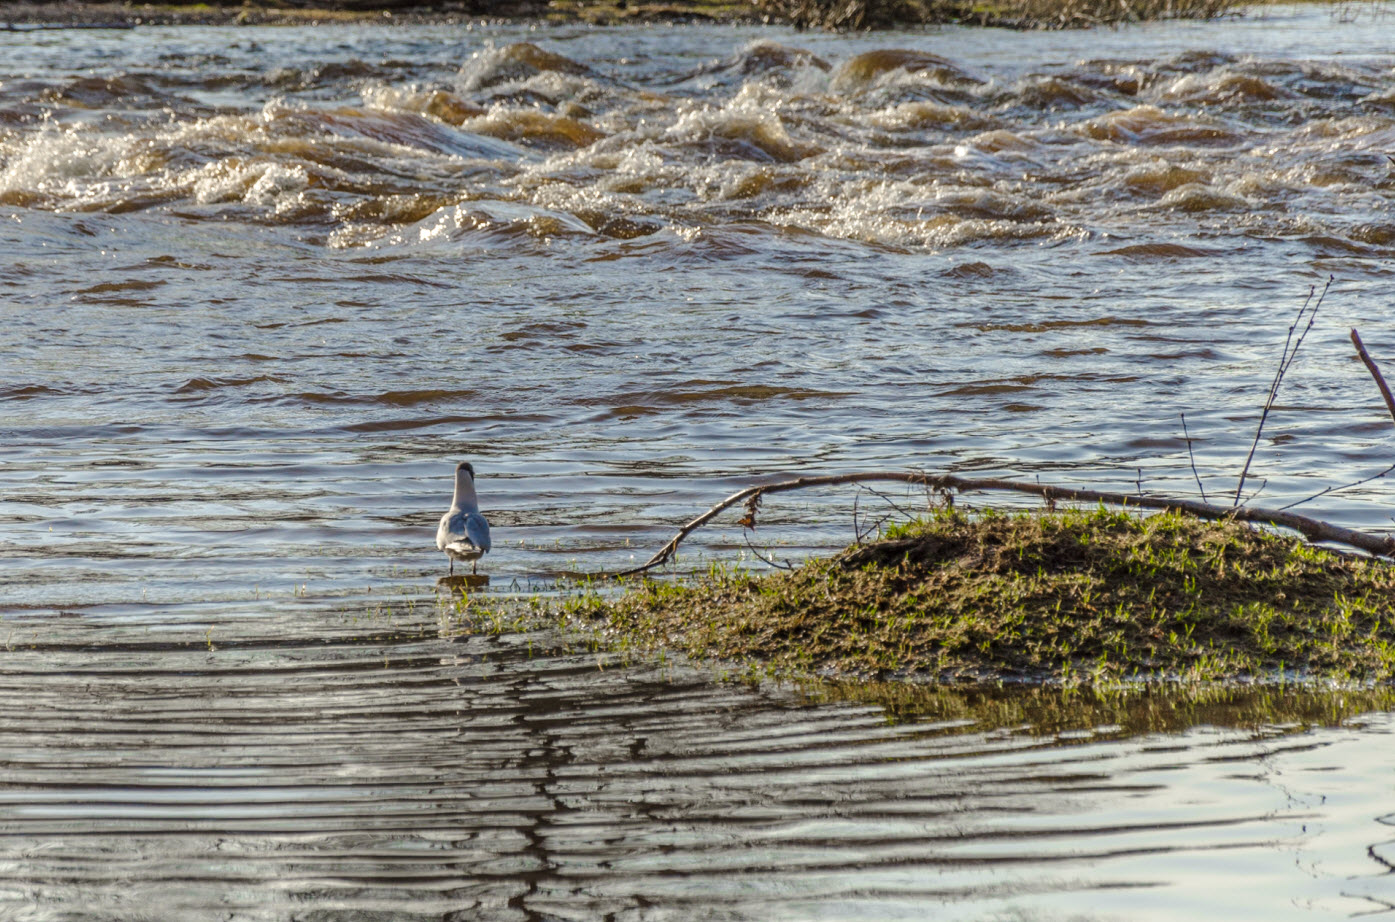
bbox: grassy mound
[566,507,1395,684]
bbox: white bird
[436,461,491,575]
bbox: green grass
[561,507,1395,686]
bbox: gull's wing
[436,510,457,551]
[464,511,491,553]
[441,509,491,554]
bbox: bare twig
[852,488,896,544]
[852,492,861,546]
[858,482,918,521]
[1272,331,1395,512]
[1351,328,1395,425]
[1235,277,1332,507]
[858,511,895,543]
[588,468,1395,580]
[742,531,796,570]
[1180,413,1208,503]
[1279,463,1395,512]
[1237,477,1267,508]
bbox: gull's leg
[449,559,454,576]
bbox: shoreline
[0,0,1280,30]
[0,1,764,28]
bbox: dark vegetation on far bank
[761,0,1240,31]
[564,507,1395,686]
[0,0,1252,31]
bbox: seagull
[437,461,491,575]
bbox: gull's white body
[436,462,491,575]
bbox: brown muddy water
[3,6,1395,918]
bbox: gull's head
[456,461,475,479]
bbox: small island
[565,506,1395,685]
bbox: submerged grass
[563,507,1395,685]
[803,678,1395,734]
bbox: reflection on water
[2,8,1395,917]
[809,675,1395,733]
[1,604,1394,920]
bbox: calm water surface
[2,6,1395,918]
[4,603,1395,920]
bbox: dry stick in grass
[597,469,1395,579]
[1234,277,1333,507]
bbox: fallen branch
[594,469,1395,579]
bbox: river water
[3,5,1395,918]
